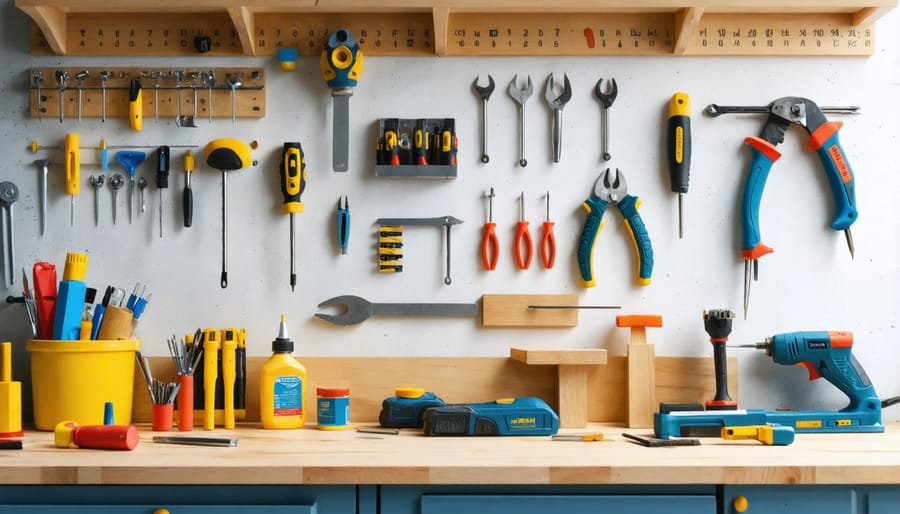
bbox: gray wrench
[75,70,89,123]
[54,70,68,123]
[315,294,479,326]
[594,78,617,161]
[705,103,860,117]
[473,75,495,163]
[99,70,110,122]
[508,74,533,167]
[544,73,572,163]
[108,173,125,224]
[32,159,50,235]
[89,175,104,226]
[0,182,19,287]
[376,216,463,285]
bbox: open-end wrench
[108,173,125,224]
[315,294,479,326]
[594,78,617,161]
[544,73,572,163]
[0,182,19,287]
[138,176,148,213]
[473,75,495,163]
[508,74,533,167]
[54,70,68,123]
[89,175,104,226]
[32,159,50,235]
[75,70,89,123]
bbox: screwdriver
[541,191,556,269]
[481,187,499,271]
[183,150,194,228]
[156,146,170,238]
[667,92,692,239]
[129,78,143,132]
[280,142,306,292]
[337,195,350,255]
[515,191,533,270]
[65,133,80,227]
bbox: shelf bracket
[227,6,256,56]
[674,7,703,55]
[18,5,67,55]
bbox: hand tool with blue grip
[337,195,350,255]
[577,168,653,288]
[724,97,859,319]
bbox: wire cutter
[737,97,858,318]
[577,168,653,288]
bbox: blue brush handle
[577,196,609,288]
[616,194,653,285]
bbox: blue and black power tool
[379,387,445,429]
[423,397,559,436]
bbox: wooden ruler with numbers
[28,10,880,57]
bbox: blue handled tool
[707,98,860,319]
[115,151,147,225]
[577,168,653,288]
[337,195,350,255]
[321,28,363,172]
[423,397,559,436]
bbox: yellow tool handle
[128,79,142,131]
[221,328,237,430]
[1,342,10,382]
[65,133,80,196]
[203,328,220,430]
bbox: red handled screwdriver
[514,192,533,270]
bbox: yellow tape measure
[30,11,874,57]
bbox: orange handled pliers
[481,187,499,270]
[515,191,533,270]
[541,191,556,269]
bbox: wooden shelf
[16,0,896,57]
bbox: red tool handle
[32,261,57,339]
[514,221,533,270]
[541,221,556,269]
[481,222,499,271]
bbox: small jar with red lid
[316,386,350,430]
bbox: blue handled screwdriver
[337,195,350,255]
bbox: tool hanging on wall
[114,151,146,226]
[514,192,533,270]
[508,75,533,168]
[204,139,254,288]
[544,73,571,163]
[321,28,363,172]
[31,70,45,123]
[667,92,692,239]
[473,75,494,164]
[156,146,170,238]
[108,173,124,224]
[279,142,306,292]
[0,182,19,288]
[481,188,499,271]
[377,225,403,273]
[594,78,617,162]
[375,118,457,178]
[88,175,104,227]
[375,216,463,285]
[706,98,861,319]
[541,191,556,269]
[337,196,350,255]
[64,133,80,227]
[31,159,49,235]
[183,150,194,228]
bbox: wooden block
[482,294,578,327]
[558,365,588,428]
[627,343,656,428]
[509,348,607,366]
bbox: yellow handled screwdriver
[129,78,143,132]
[202,328,220,430]
[667,92,692,239]
[65,133,80,227]
[221,328,237,430]
[279,143,306,292]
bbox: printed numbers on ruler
[445,13,675,56]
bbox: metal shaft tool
[75,70,89,123]
[375,216,463,285]
[594,78,617,161]
[54,70,67,123]
[0,182,18,287]
[98,70,110,123]
[544,73,572,163]
[508,75,533,167]
[206,70,215,124]
[138,177,148,213]
[31,70,46,123]
[204,138,253,288]
[473,75,495,163]
[156,146,170,238]
[705,104,860,117]
[280,142,306,291]
[108,173,124,224]
[32,159,50,235]
[322,29,363,172]
[316,294,480,326]
[667,92,692,239]
[227,73,242,125]
[115,151,147,225]
[89,175,104,226]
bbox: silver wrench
[315,294,479,326]
[54,70,68,123]
[138,176,148,213]
[508,74,533,167]
[544,73,572,163]
[473,75,495,163]
[99,70,110,122]
[0,182,19,287]
[75,70,89,123]
[108,173,124,224]
[89,175,105,226]
[594,78,617,162]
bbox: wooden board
[482,294,579,327]
[132,355,736,424]
[509,348,607,365]
[28,67,265,122]
[627,343,656,428]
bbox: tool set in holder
[375,118,457,178]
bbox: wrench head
[592,168,628,203]
[594,78,618,108]
[89,175,105,189]
[507,74,533,104]
[544,73,572,109]
[473,74,495,99]
[108,173,125,190]
[0,182,18,206]
[315,295,375,326]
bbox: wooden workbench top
[3,423,899,486]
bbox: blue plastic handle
[577,196,609,288]
[616,194,653,285]
[740,137,779,255]
[810,126,857,231]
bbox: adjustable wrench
[544,73,572,163]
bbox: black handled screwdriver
[156,146,170,238]
[280,142,306,291]
[183,150,194,228]
[667,92,692,239]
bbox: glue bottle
[260,314,307,429]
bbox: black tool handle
[156,146,170,188]
[183,186,193,227]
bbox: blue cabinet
[0,485,356,514]
[381,485,717,514]
[722,485,900,514]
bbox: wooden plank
[627,343,656,428]
[28,67,265,122]
[509,348,607,365]
[558,365,588,428]
[132,355,736,424]
[482,294,579,327]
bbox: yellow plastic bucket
[26,339,140,431]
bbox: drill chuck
[703,308,734,340]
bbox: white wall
[1,2,899,421]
